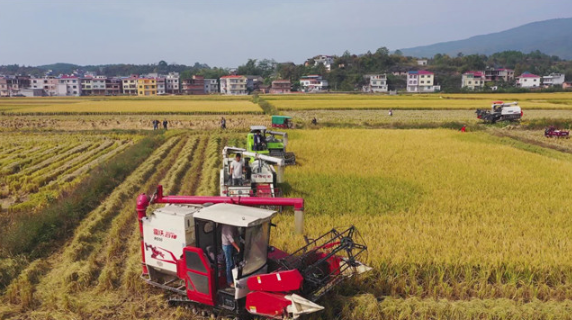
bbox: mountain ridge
[399,18,572,60]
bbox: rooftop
[408,70,433,75]
[519,72,540,78]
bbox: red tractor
[545,126,570,139]
[137,185,370,319]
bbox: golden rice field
[264,92,572,110]
[0,96,260,114]
[3,128,572,319]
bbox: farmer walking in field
[389,109,393,116]
[152,119,158,130]
[163,119,168,130]
[221,117,226,129]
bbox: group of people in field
[152,119,168,130]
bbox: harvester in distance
[220,146,286,198]
[247,126,296,165]
[545,126,570,139]
[137,186,370,319]
[476,101,523,123]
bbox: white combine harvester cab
[476,101,523,123]
[220,146,285,198]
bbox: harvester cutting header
[137,186,370,319]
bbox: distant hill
[399,18,572,60]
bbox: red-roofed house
[406,70,440,93]
[220,75,247,95]
[461,71,486,90]
[517,72,541,88]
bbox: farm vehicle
[247,126,296,165]
[545,126,570,139]
[476,101,523,123]
[271,115,294,129]
[137,185,370,319]
[220,146,286,198]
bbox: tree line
[2,49,572,93]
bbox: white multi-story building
[517,72,541,88]
[362,74,388,93]
[156,77,166,95]
[30,77,67,96]
[204,79,218,94]
[461,71,486,90]
[542,73,565,87]
[220,75,247,95]
[59,75,81,96]
[299,75,329,92]
[314,55,334,71]
[122,76,138,95]
[166,72,180,94]
[406,70,440,93]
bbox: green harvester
[247,126,296,165]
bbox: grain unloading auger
[137,185,370,319]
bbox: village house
[517,72,541,88]
[220,75,247,95]
[270,80,291,94]
[30,76,66,96]
[137,78,157,96]
[362,74,388,93]
[0,77,7,96]
[461,71,486,90]
[122,76,138,95]
[314,55,335,71]
[542,73,565,87]
[563,81,572,90]
[299,75,329,93]
[156,77,166,95]
[204,79,218,94]
[105,78,122,95]
[165,72,180,94]
[182,75,206,95]
[406,70,440,93]
[59,75,81,96]
[485,68,514,82]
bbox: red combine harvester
[545,126,570,139]
[137,185,370,319]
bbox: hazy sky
[1,0,571,67]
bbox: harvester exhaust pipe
[150,185,304,234]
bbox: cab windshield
[242,222,270,275]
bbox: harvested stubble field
[2,127,572,319]
[0,132,138,213]
[287,109,572,128]
[0,96,260,114]
[264,92,572,110]
[0,114,270,131]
